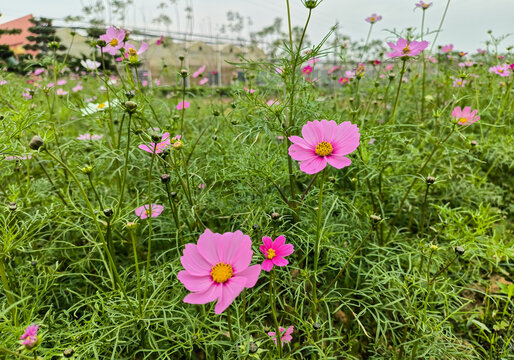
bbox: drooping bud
[29,135,44,150]
[161,174,171,183]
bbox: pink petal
[301,121,323,145]
[273,235,286,248]
[452,107,461,118]
[139,41,148,54]
[318,119,339,142]
[288,135,311,149]
[262,236,273,249]
[275,243,294,257]
[299,156,327,174]
[197,229,221,265]
[177,271,212,292]
[326,154,352,169]
[184,284,222,304]
[272,256,289,267]
[219,231,252,272]
[262,259,274,271]
[331,121,360,155]
[214,277,246,314]
[235,264,261,287]
[289,143,315,161]
[181,243,212,276]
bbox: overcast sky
[2,0,513,53]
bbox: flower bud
[29,135,44,150]
[48,41,60,50]
[180,69,189,77]
[426,176,436,185]
[470,140,478,147]
[103,208,113,217]
[313,322,321,330]
[170,191,178,198]
[30,260,37,267]
[369,214,381,223]
[455,246,465,256]
[161,174,171,183]
[178,55,185,61]
[97,39,107,47]
[271,212,281,220]
[63,348,75,358]
[126,222,137,229]
[173,140,183,149]
[9,202,17,211]
[124,101,138,113]
[212,109,220,117]
[252,224,259,230]
[81,165,93,174]
[249,342,258,354]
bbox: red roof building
[0,14,37,56]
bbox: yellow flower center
[128,48,137,56]
[370,17,376,22]
[98,103,106,109]
[145,208,152,215]
[110,39,118,46]
[267,249,276,259]
[459,117,468,123]
[402,46,411,55]
[315,141,333,157]
[211,262,233,283]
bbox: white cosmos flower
[80,59,101,70]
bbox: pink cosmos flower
[452,106,480,126]
[452,78,467,87]
[259,235,294,271]
[56,88,68,96]
[20,324,39,348]
[135,204,164,219]
[267,99,280,107]
[176,101,190,110]
[275,66,283,74]
[22,89,32,99]
[177,229,262,314]
[489,64,511,77]
[387,38,429,58]
[0,80,7,85]
[99,26,126,55]
[5,155,32,161]
[477,48,487,54]
[244,87,255,93]
[156,35,164,45]
[328,65,341,74]
[125,41,148,59]
[268,326,294,346]
[77,133,103,140]
[288,119,360,174]
[33,68,45,76]
[72,83,83,92]
[441,44,453,53]
[192,65,206,78]
[415,1,432,9]
[302,65,313,75]
[308,57,319,65]
[57,79,67,85]
[138,133,178,154]
[365,13,382,24]
[385,64,394,72]
[428,56,438,63]
[199,78,209,85]
[345,70,356,79]
[142,80,148,87]
[510,64,514,70]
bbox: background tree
[23,17,66,58]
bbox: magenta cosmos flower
[176,101,190,110]
[365,13,382,24]
[260,235,294,271]
[20,324,39,348]
[268,326,294,346]
[135,204,164,219]
[289,120,360,174]
[387,38,429,58]
[441,44,453,53]
[452,106,480,126]
[192,65,206,78]
[302,65,313,75]
[99,26,125,55]
[177,229,261,314]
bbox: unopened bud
[271,212,281,220]
[212,109,220,117]
[97,39,107,47]
[124,100,137,113]
[29,135,44,150]
[252,224,259,230]
[9,202,17,211]
[455,246,465,256]
[63,348,74,358]
[426,176,436,185]
[103,208,113,217]
[178,55,185,61]
[369,214,381,223]
[170,191,178,198]
[161,174,171,183]
[180,69,188,77]
[313,322,321,330]
[249,342,258,354]
[81,165,93,174]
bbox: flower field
[0,1,513,359]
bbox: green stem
[388,59,407,125]
[270,269,283,357]
[226,308,235,342]
[129,229,142,315]
[118,113,132,211]
[430,0,451,52]
[100,51,116,148]
[0,255,17,326]
[419,184,430,241]
[312,168,326,325]
[142,144,157,311]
